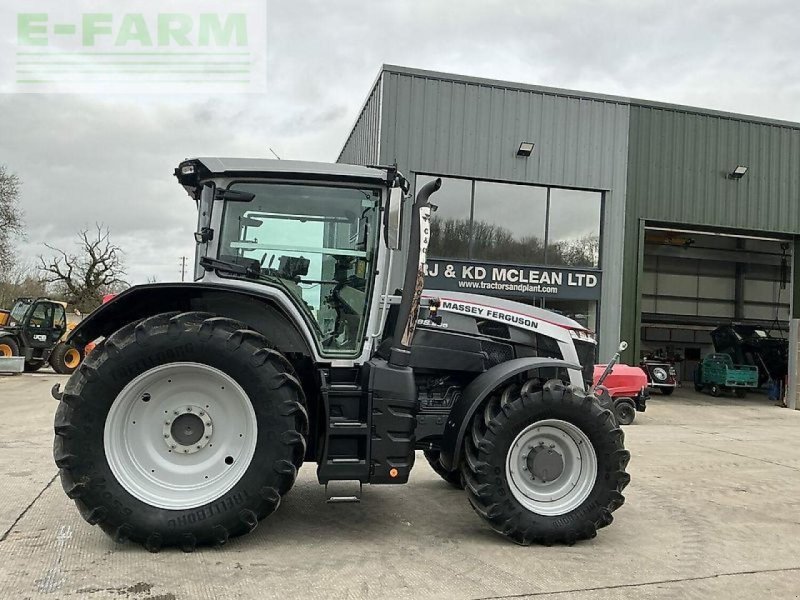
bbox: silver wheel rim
[104,362,257,510]
[506,419,597,516]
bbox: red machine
[593,363,649,425]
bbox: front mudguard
[437,357,581,472]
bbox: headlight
[569,329,596,343]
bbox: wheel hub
[527,445,564,483]
[506,419,598,517]
[104,362,257,510]
[164,406,212,453]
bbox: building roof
[380,64,800,131]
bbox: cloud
[1,0,798,283]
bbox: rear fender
[438,357,581,471]
[0,331,20,348]
[67,283,313,358]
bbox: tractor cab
[175,158,410,364]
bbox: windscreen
[9,300,31,322]
[218,182,380,355]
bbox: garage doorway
[640,226,792,385]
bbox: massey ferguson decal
[439,299,540,330]
[424,259,602,300]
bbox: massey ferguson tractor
[52,158,630,552]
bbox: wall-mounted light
[729,165,748,179]
[516,141,535,157]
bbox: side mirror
[385,187,403,250]
[194,227,214,243]
[618,341,628,352]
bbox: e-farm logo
[2,1,266,93]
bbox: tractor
[0,297,83,373]
[52,158,630,552]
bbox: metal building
[339,65,800,400]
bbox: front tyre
[462,380,629,545]
[50,342,83,375]
[53,312,308,552]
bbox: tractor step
[317,370,371,484]
[325,480,362,503]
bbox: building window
[472,181,547,264]
[417,175,472,260]
[416,174,602,268]
[547,188,602,268]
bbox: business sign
[1,1,266,93]
[424,259,602,300]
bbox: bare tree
[0,261,46,308]
[430,217,599,268]
[0,165,23,269]
[39,224,127,312]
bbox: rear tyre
[462,380,629,545]
[423,449,464,489]
[50,342,83,375]
[613,400,636,426]
[660,387,675,396]
[53,312,308,551]
[0,338,19,357]
[710,384,722,397]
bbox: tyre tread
[53,311,307,551]
[460,382,629,545]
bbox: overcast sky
[1,0,798,284]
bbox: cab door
[21,301,65,350]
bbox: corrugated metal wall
[379,69,630,190]
[375,68,631,358]
[338,76,382,166]
[621,106,800,358]
[626,106,800,233]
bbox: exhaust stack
[388,178,441,367]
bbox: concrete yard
[1,372,799,600]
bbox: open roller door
[640,226,791,386]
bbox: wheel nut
[164,434,169,438]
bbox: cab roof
[176,157,394,199]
